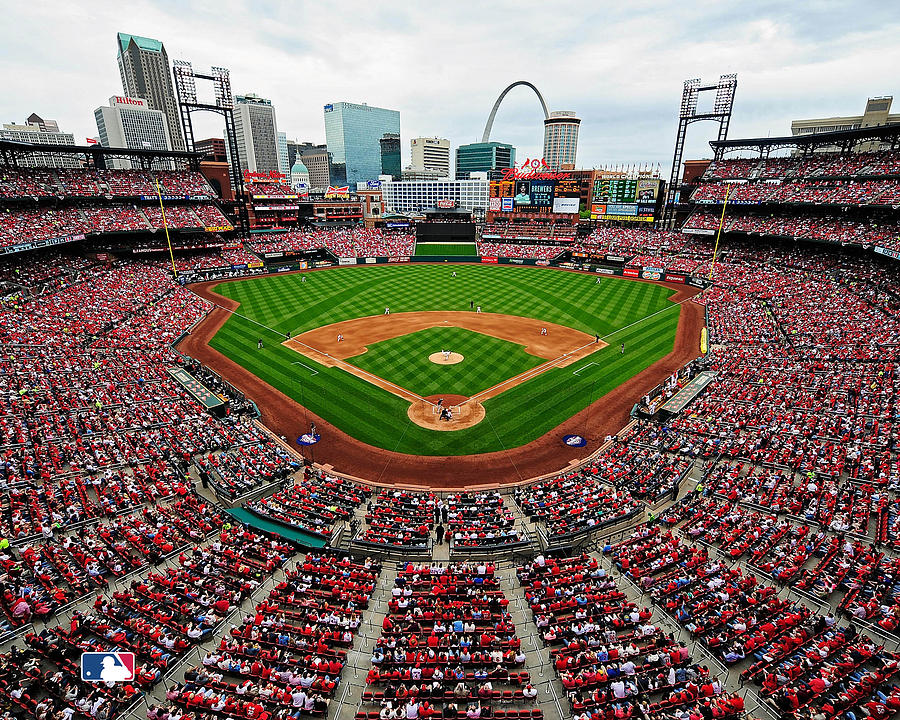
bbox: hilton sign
[113,96,147,108]
[500,158,571,181]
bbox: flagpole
[708,184,731,281]
[155,179,177,278]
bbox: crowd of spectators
[475,243,564,260]
[156,552,380,720]
[1,522,292,720]
[517,553,746,720]
[359,561,530,720]
[248,229,415,257]
[444,492,526,550]
[702,151,900,182]
[0,168,214,200]
[246,470,369,538]
[481,223,577,243]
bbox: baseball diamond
[182,263,703,485]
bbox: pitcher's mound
[428,351,464,365]
[408,395,485,431]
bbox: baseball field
[199,264,686,457]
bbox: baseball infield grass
[414,242,477,256]
[346,327,545,397]
[208,264,682,455]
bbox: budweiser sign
[500,158,571,181]
[243,170,287,181]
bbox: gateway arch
[482,81,550,143]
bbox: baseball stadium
[2,10,900,720]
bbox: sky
[2,0,898,179]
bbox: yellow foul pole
[155,179,177,278]
[708,183,732,281]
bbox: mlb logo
[81,652,135,682]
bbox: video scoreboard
[590,177,662,223]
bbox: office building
[323,101,401,187]
[116,32,185,151]
[0,115,77,167]
[410,137,450,177]
[792,97,900,152]
[402,167,448,182]
[380,174,489,214]
[297,144,331,189]
[195,137,227,162]
[94,95,172,169]
[455,142,515,180]
[380,133,401,179]
[543,111,580,170]
[233,93,280,174]
[277,132,289,176]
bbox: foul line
[196,290,686,411]
[290,361,319,376]
[573,362,599,376]
[461,300,686,406]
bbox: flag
[86,138,99,145]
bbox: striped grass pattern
[209,264,681,455]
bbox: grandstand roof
[710,123,900,153]
[0,139,203,168]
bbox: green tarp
[227,508,328,548]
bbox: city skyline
[1,1,898,178]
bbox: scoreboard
[591,177,662,223]
[592,178,638,204]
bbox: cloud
[1,0,897,177]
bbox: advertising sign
[641,270,662,280]
[636,178,661,203]
[480,257,499,264]
[623,268,640,278]
[664,273,686,283]
[552,197,579,214]
[528,180,555,208]
[338,257,357,265]
[501,197,514,212]
[436,199,457,209]
[325,186,350,198]
[489,197,502,211]
[513,181,532,206]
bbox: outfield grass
[208,264,682,455]
[346,327,544,397]
[414,242,477,256]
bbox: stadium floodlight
[663,74,737,227]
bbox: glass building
[380,133,401,179]
[455,142,516,180]
[324,102,401,186]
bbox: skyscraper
[323,102,401,186]
[94,95,173,169]
[543,111,580,170]
[380,133,401,180]
[277,132,289,176]
[233,93,280,174]
[296,143,331,189]
[410,137,450,177]
[455,142,516,180]
[116,32,185,152]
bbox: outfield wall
[256,251,713,288]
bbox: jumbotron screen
[591,177,662,222]
[488,179,580,214]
